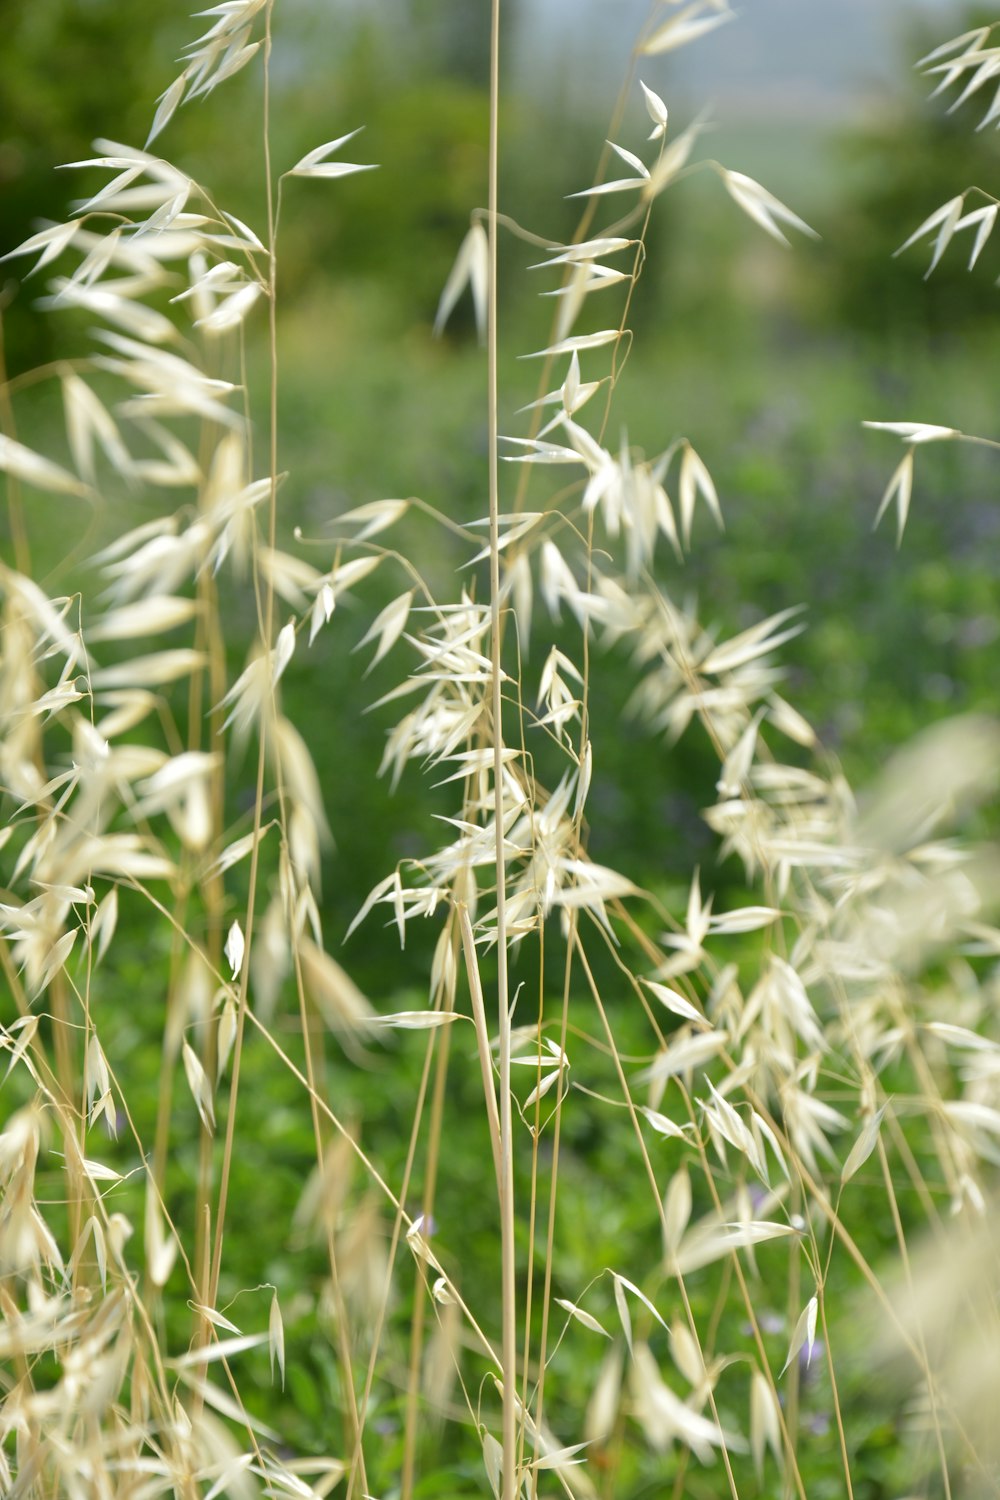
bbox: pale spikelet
[163,0,267,109]
[272,713,333,848]
[61,830,176,886]
[702,607,806,680]
[250,893,289,1022]
[584,1343,624,1444]
[780,1080,849,1176]
[88,594,200,642]
[200,432,266,576]
[337,1195,388,1329]
[84,1035,117,1136]
[61,373,133,486]
[481,1429,504,1499]
[128,424,202,488]
[95,330,243,430]
[331,495,409,543]
[702,1078,768,1180]
[642,1,736,56]
[554,1296,611,1341]
[1,215,82,274]
[1,566,86,667]
[99,521,204,604]
[871,1206,1000,1470]
[207,824,270,882]
[0,1017,41,1088]
[767,691,816,748]
[662,1167,692,1262]
[354,588,414,672]
[641,1032,728,1092]
[258,546,323,610]
[0,894,78,998]
[0,1103,45,1266]
[738,955,825,1058]
[171,1406,259,1500]
[749,1366,783,1481]
[567,149,647,199]
[500,770,636,931]
[546,260,628,343]
[299,937,374,1036]
[285,801,319,892]
[423,1294,461,1417]
[211,989,236,1084]
[43,275,179,343]
[134,751,219,851]
[318,553,382,610]
[537,646,583,738]
[219,646,277,737]
[520,363,602,444]
[630,1342,742,1461]
[430,919,458,1010]
[855,715,1000,854]
[169,945,215,1058]
[781,1294,820,1377]
[91,646,208,691]
[719,168,818,248]
[0,433,89,501]
[292,1134,356,1246]
[434,221,489,339]
[143,1177,178,1289]
[224,918,245,979]
[376,614,492,788]
[289,128,377,190]
[672,1209,798,1277]
[0,1098,42,1176]
[194,271,264,335]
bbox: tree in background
[829,5,1000,340]
[0,0,187,369]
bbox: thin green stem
[485,3,518,1497]
[208,0,281,1310]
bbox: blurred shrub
[826,6,1000,340]
[0,0,186,370]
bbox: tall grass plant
[1,5,999,1498]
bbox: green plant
[2,5,999,1500]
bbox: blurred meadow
[2,3,1000,1498]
